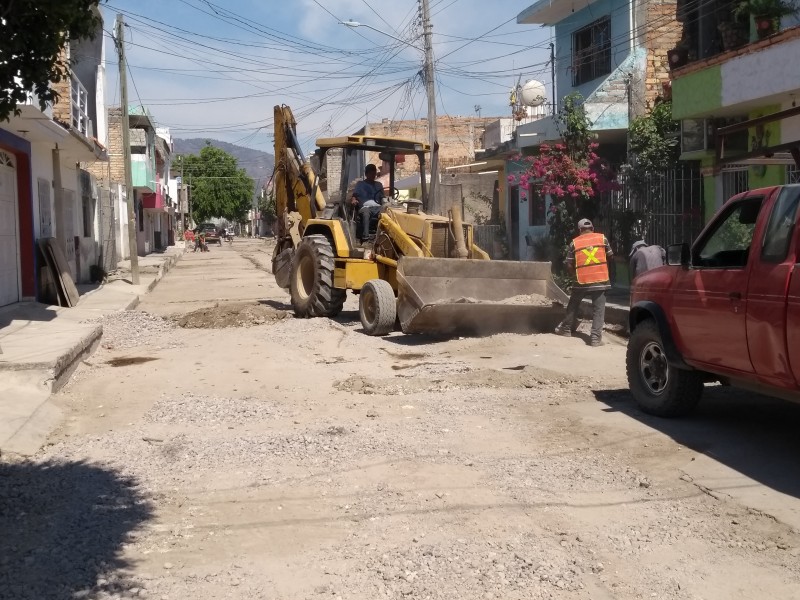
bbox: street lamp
[340,7,440,213]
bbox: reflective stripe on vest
[573,232,609,284]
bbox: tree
[623,100,681,246]
[628,100,680,174]
[180,143,254,224]
[511,93,619,274]
[0,0,102,122]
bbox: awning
[3,105,69,143]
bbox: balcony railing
[70,77,92,138]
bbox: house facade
[460,0,682,261]
[669,7,800,218]
[0,8,108,306]
[88,106,174,258]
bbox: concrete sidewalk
[0,245,184,455]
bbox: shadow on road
[258,299,292,311]
[594,385,800,501]
[0,459,153,599]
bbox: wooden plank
[37,238,68,307]
[48,238,80,307]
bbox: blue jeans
[359,205,381,239]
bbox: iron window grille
[572,17,611,87]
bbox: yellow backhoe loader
[271,105,566,336]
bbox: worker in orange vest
[555,218,614,346]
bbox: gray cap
[629,240,647,257]
[577,218,593,229]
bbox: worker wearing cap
[629,240,666,279]
[555,218,613,346]
[350,164,385,242]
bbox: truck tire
[359,279,396,336]
[290,235,346,318]
[626,319,704,417]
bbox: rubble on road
[173,302,288,328]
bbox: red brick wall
[51,47,72,128]
[645,1,682,106]
[86,108,124,185]
[366,115,498,179]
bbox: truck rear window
[695,197,763,268]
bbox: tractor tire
[626,319,704,417]
[359,279,396,336]
[290,235,346,318]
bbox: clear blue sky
[101,0,552,153]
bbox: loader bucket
[396,257,568,336]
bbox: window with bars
[572,17,611,87]
[786,164,800,184]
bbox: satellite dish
[520,80,546,107]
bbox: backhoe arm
[273,105,326,246]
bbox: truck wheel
[626,319,704,417]
[290,235,345,318]
[359,279,396,336]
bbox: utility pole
[421,0,439,214]
[550,42,556,116]
[115,14,140,285]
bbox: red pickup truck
[627,184,800,416]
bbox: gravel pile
[173,302,288,329]
[97,310,178,351]
[335,366,579,395]
[44,421,418,490]
[334,536,586,599]
[144,393,288,426]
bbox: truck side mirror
[667,242,690,267]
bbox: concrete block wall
[86,107,124,185]
[366,116,497,179]
[644,1,682,106]
[51,48,72,128]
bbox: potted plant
[734,0,798,39]
[667,37,691,69]
[718,19,748,49]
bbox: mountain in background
[174,138,274,188]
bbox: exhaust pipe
[449,203,469,259]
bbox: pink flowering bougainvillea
[509,93,620,273]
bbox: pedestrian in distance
[555,218,614,347]
[629,240,666,280]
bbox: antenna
[474,104,482,118]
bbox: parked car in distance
[627,184,800,416]
[195,223,222,245]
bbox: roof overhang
[316,135,429,154]
[445,159,504,174]
[4,104,69,144]
[517,0,603,26]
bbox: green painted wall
[131,157,155,191]
[671,65,722,120]
[748,104,786,188]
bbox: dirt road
[2,238,800,600]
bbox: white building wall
[721,37,800,108]
[29,143,55,241]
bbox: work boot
[554,326,572,337]
[589,338,604,347]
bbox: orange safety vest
[573,232,609,284]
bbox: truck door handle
[729,292,742,300]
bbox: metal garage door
[0,150,19,307]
